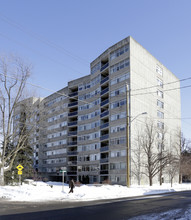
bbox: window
[157,110,164,119]
[111,86,125,97]
[110,162,126,170]
[157,132,164,140]
[111,137,126,145]
[110,44,129,61]
[111,99,126,109]
[110,59,129,74]
[157,121,164,129]
[110,150,126,158]
[156,65,163,76]
[157,90,164,98]
[91,62,101,74]
[111,112,126,121]
[157,78,163,88]
[111,124,126,133]
[157,100,164,109]
[158,142,164,150]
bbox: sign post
[16,164,24,185]
[60,167,67,192]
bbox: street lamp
[130,112,147,123]
[126,84,147,187]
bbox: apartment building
[13,97,43,172]
[16,36,181,185]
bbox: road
[1,191,191,220]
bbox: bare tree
[0,54,34,185]
[140,121,169,186]
[173,130,191,183]
[167,154,179,187]
[132,131,143,185]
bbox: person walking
[69,179,75,193]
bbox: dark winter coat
[69,179,75,189]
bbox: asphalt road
[1,191,191,220]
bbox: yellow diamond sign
[16,164,24,171]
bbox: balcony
[100,62,109,72]
[67,151,78,156]
[101,99,109,107]
[68,121,77,126]
[68,101,78,107]
[69,91,78,97]
[100,134,109,141]
[68,131,77,136]
[100,170,109,175]
[100,122,109,130]
[68,141,77,146]
[100,158,109,163]
[68,161,77,165]
[100,110,109,118]
[100,146,109,152]
[101,76,109,85]
[101,87,109,96]
[68,111,78,117]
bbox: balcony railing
[68,141,77,146]
[69,91,78,97]
[101,76,109,85]
[68,121,77,126]
[68,161,77,165]
[100,122,109,130]
[100,170,109,175]
[100,146,109,152]
[100,62,109,72]
[68,101,78,107]
[100,158,109,163]
[67,151,78,155]
[100,110,109,118]
[68,131,77,136]
[101,99,109,107]
[68,111,78,117]
[100,134,109,141]
[101,87,109,96]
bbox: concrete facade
[15,36,181,185]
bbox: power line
[0,72,184,136]
[0,32,85,76]
[130,76,191,93]
[0,13,90,65]
[131,84,191,96]
[0,13,189,98]
[0,12,189,98]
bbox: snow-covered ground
[0,181,191,202]
[1,181,191,219]
[129,206,191,220]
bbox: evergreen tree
[4,141,33,185]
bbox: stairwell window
[156,65,163,76]
[157,100,164,109]
[157,78,163,88]
[157,90,164,98]
[157,110,164,119]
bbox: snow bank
[1,181,191,202]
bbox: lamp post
[126,84,147,187]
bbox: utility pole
[126,84,130,187]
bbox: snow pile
[129,206,191,220]
[0,181,191,202]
